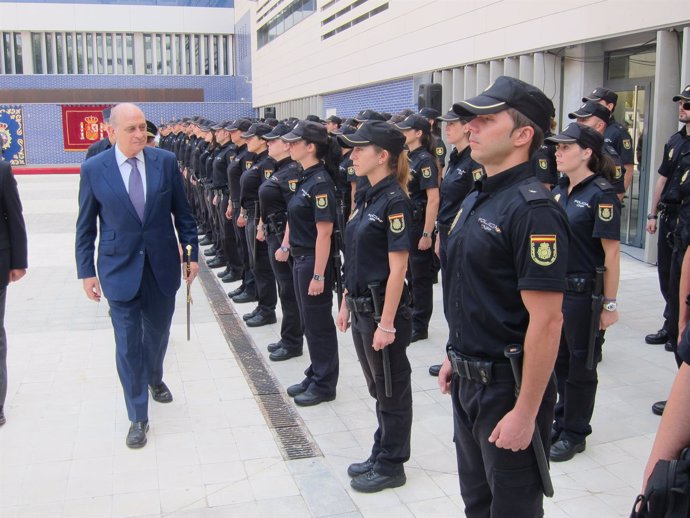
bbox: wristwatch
[603,300,617,312]
[422,231,432,238]
[313,274,324,281]
[280,245,290,253]
[647,213,658,220]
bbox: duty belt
[345,295,375,315]
[290,247,315,257]
[565,275,594,293]
[447,350,513,385]
[658,201,680,215]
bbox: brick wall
[323,78,415,118]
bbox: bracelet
[647,213,658,220]
[422,232,431,238]
[377,323,396,334]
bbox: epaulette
[593,177,615,192]
[313,174,327,184]
[519,183,551,206]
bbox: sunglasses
[683,101,690,110]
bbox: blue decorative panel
[234,10,252,83]
[323,78,415,118]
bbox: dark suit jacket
[0,161,28,289]
[85,138,112,160]
[75,146,198,302]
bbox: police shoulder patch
[435,147,444,156]
[245,160,253,170]
[683,170,690,184]
[614,166,622,180]
[315,194,328,209]
[421,166,432,178]
[538,158,548,170]
[530,235,557,266]
[554,193,561,202]
[264,169,273,179]
[472,168,483,181]
[669,148,675,160]
[288,179,298,192]
[388,213,405,233]
[598,204,614,222]
[347,166,355,175]
[623,139,632,150]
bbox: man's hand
[438,357,453,394]
[225,205,233,220]
[237,215,247,228]
[646,218,657,234]
[488,409,534,451]
[82,277,102,302]
[418,235,432,251]
[184,262,199,285]
[8,269,26,283]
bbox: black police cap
[338,120,406,155]
[438,106,473,122]
[146,120,158,138]
[305,114,325,124]
[241,123,272,139]
[225,118,252,132]
[262,122,293,140]
[582,87,618,105]
[453,76,552,133]
[545,122,604,153]
[568,101,611,124]
[264,117,279,127]
[343,117,358,127]
[395,114,431,133]
[325,115,342,125]
[418,107,440,119]
[354,109,386,123]
[211,121,228,130]
[330,124,357,136]
[281,120,329,144]
[673,85,690,102]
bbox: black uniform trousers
[205,187,218,244]
[232,203,255,294]
[407,215,435,334]
[217,195,243,274]
[350,305,412,476]
[452,371,556,518]
[667,240,686,367]
[658,210,677,333]
[292,254,338,396]
[553,291,602,443]
[437,223,450,320]
[244,208,277,317]
[211,193,228,262]
[266,232,303,351]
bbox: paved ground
[0,174,675,518]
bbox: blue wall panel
[0,0,233,6]
[323,78,415,118]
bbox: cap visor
[280,132,303,142]
[545,134,577,144]
[240,132,254,139]
[261,133,281,140]
[337,134,371,148]
[568,110,591,119]
[453,96,507,116]
[437,113,460,122]
[673,95,690,102]
[582,96,601,102]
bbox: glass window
[32,33,42,74]
[86,33,94,74]
[3,33,11,73]
[66,33,74,74]
[115,33,123,74]
[13,32,22,74]
[76,33,84,74]
[165,34,172,74]
[45,33,54,74]
[204,34,210,75]
[55,33,63,74]
[126,33,134,74]
[222,35,229,75]
[185,34,191,74]
[156,34,162,74]
[96,33,104,74]
[213,35,219,75]
[143,34,153,74]
[194,34,201,75]
[106,33,113,74]
[175,34,182,74]
[606,46,656,81]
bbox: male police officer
[438,76,569,518]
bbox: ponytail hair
[587,149,617,184]
[375,146,410,195]
[313,136,342,182]
[419,131,436,156]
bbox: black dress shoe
[217,267,231,278]
[228,286,245,298]
[646,329,669,345]
[126,421,149,449]
[221,271,243,283]
[207,257,227,268]
[652,400,666,416]
[550,438,585,462]
[269,347,303,361]
[350,469,406,493]
[204,246,217,257]
[149,382,173,403]
[287,382,309,397]
[410,331,428,343]
[0,405,5,426]
[347,459,375,478]
[294,388,336,407]
[665,341,675,352]
[243,307,261,321]
[246,313,277,327]
[199,236,213,246]
[267,342,282,353]
[428,364,441,377]
[232,291,258,304]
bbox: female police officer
[548,123,620,462]
[395,114,439,342]
[258,122,304,361]
[281,121,340,406]
[334,121,413,493]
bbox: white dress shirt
[114,145,147,200]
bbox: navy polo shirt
[258,157,301,223]
[674,152,690,248]
[240,151,274,209]
[445,162,569,360]
[603,143,626,194]
[343,175,412,297]
[552,174,620,275]
[437,145,482,227]
[604,116,634,165]
[210,142,234,189]
[659,127,690,204]
[530,138,559,187]
[227,145,255,202]
[407,147,438,206]
[287,163,337,249]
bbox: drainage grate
[197,260,321,461]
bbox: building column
[519,54,533,84]
[134,33,145,75]
[40,32,47,74]
[476,62,490,91]
[452,68,464,104]
[504,56,519,79]
[489,59,504,82]
[441,69,453,113]
[61,33,68,74]
[463,64,477,98]
[682,26,690,89]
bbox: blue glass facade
[0,0,233,6]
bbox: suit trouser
[266,232,303,351]
[658,212,676,332]
[407,217,434,334]
[553,291,601,443]
[452,371,556,518]
[232,203,255,294]
[0,286,7,407]
[350,305,413,476]
[108,257,176,422]
[292,254,338,396]
[245,211,277,316]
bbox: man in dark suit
[75,103,198,448]
[0,157,28,426]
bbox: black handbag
[631,448,690,518]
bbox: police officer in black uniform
[648,86,690,416]
[530,102,559,189]
[418,107,447,174]
[238,123,278,327]
[547,123,621,462]
[281,121,340,406]
[437,76,569,518]
[395,114,439,342]
[324,115,342,134]
[334,121,413,493]
[646,85,690,353]
[583,87,635,194]
[259,123,305,361]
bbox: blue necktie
[127,157,145,221]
